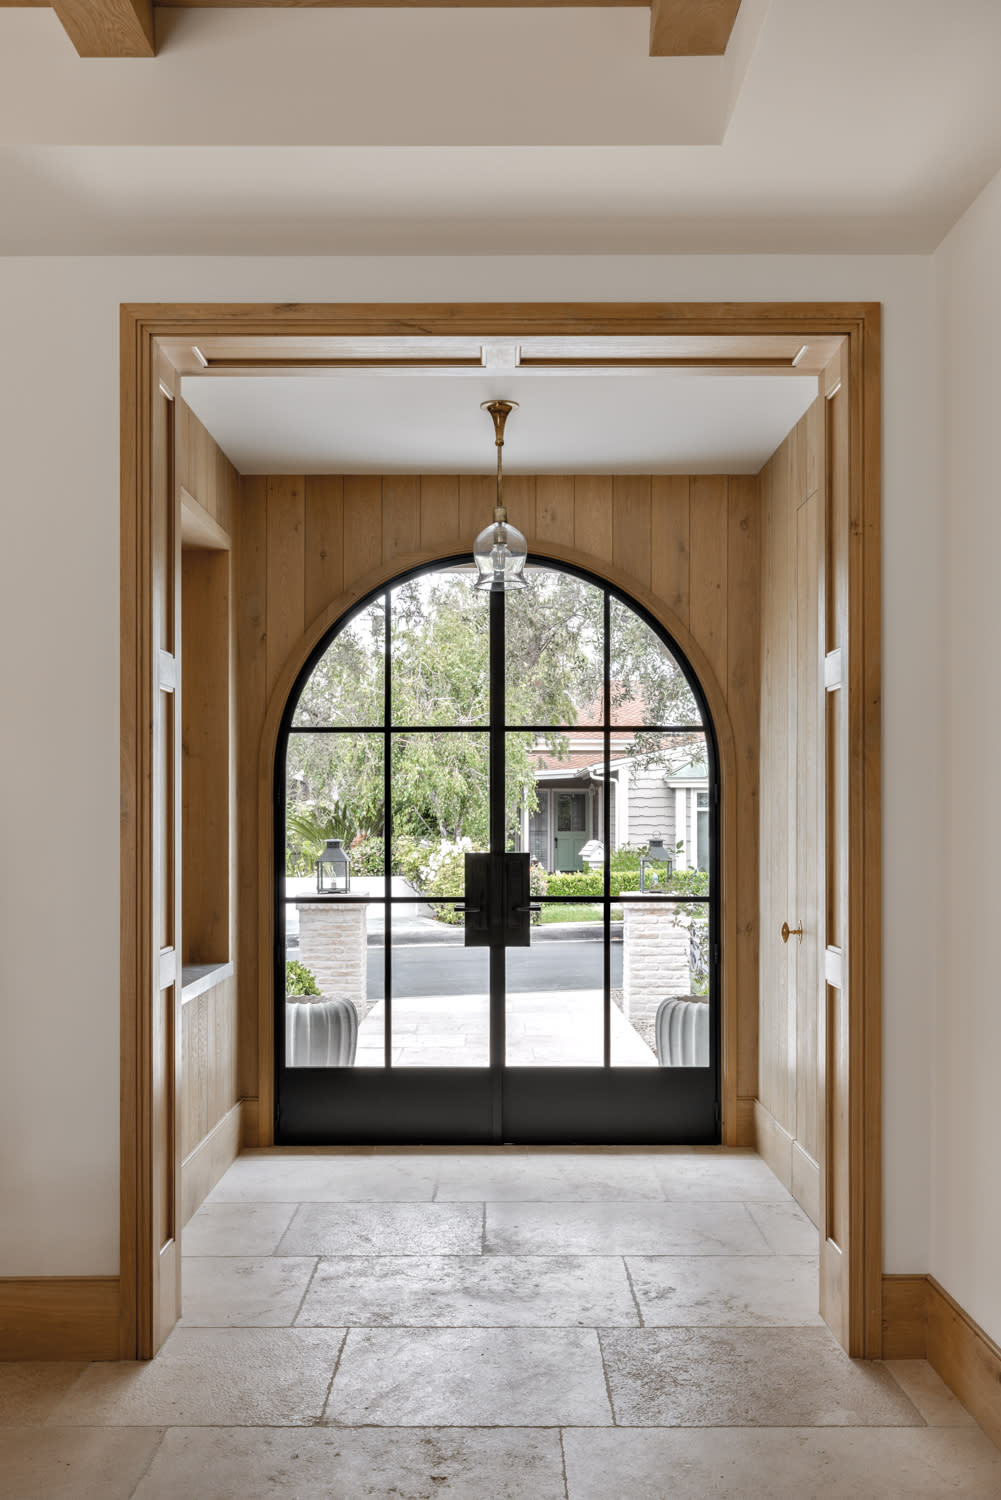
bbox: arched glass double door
[275,559,719,1143]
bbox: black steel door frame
[274,555,720,1144]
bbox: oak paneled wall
[176,399,242,1221]
[234,472,761,1140]
[757,404,825,1222]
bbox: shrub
[421,837,479,923]
[393,833,428,887]
[286,959,320,997]
[547,870,602,898]
[350,835,384,876]
[529,859,548,924]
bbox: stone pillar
[296,902,367,1006]
[621,895,691,1029]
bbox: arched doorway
[274,556,720,1144]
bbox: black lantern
[639,832,673,892]
[316,837,351,894]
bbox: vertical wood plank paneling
[796,487,822,1165]
[689,475,728,692]
[651,476,691,628]
[573,476,613,561]
[758,451,790,1128]
[181,549,230,964]
[243,469,760,1155]
[612,476,652,593]
[459,474,494,548]
[726,475,761,1108]
[235,477,268,1104]
[342,476,383,587]
[382,475,420,564]
[265,476,306,699]
[420,474,461,554]
[304,475,344,629]
[503,475,536,547]
[534,476,574,551]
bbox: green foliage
[393,834,427,887]
[420,838,482,924]
[546,870,602,898]
[350,836,384,876]
[285,959,320,997]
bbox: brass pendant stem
[482,399,518,523]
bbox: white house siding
[623,765,675,850]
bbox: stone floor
[3,1148,1000,1498]
[355,992,657,1067]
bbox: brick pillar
[296,902,367,1006]
[621,895,691,1029]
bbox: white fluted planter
[655,996,709,1067]
[286,996,358,1067]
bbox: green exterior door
[554,791,588,870]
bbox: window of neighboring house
[696,790,710,872]
[529,793,549,865]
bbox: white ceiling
[2,0,1001,253]
[5,0,1001,255]
[180,369,819,474]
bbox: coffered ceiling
[1,0,1000,254]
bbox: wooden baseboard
[180,1100,243,1226]
[752,1098,820,1227]
[733,1097,756,1147]
[881,1274,928,1358]
[926,1276,1001,1451]
[881,1273,1001,1450]
[0,1277,120,1361]
[240,1095,260,1149]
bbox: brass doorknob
[781,921,803,944]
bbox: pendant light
[473,399,529,592]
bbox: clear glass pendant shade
[473,517,529,592]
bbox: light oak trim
[650,0,741,56]
[123,300,881,1360]
[180,1099,243,1226]
[926,1276,1001,1451]
[0,1278,120,1361]
[881,1274,928,1360]
[752,1098,820,1228]
[52,0,154,55]
[180,485,231,551]
[181,959,235,1003]
[881,1274,1001,1450]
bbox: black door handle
[514,904,541,913]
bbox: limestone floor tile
[180,1256,317,1326]
[598,1327,923,1427]
[0,1426,164,1500]
[562,1427,1001,1499]
[626,1255,823,1327]
[747,1200,819,1255]
[131,1425,567,1500]
[325,1327,613,1426]
[0,1364,86,1426]
[883,1359,980,1426]
[44,1327,345,1428]
[206,1151,439,1203]
[654,1151,794,1202]
[485,1201,771,1256]
[278,1202,483,1256]
[434,1153,664,1201]
[297,1254,638,1327]
[181,1201,297,1256]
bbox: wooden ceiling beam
[649,0,742,57]
[52,0,155,55]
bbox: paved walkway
[355,990,657,1067]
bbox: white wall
[933,166,1001,1345]
[0,253,938,1277]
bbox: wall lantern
[639,832,673,892]
[316,837,351,895]
[472,399,529,592]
